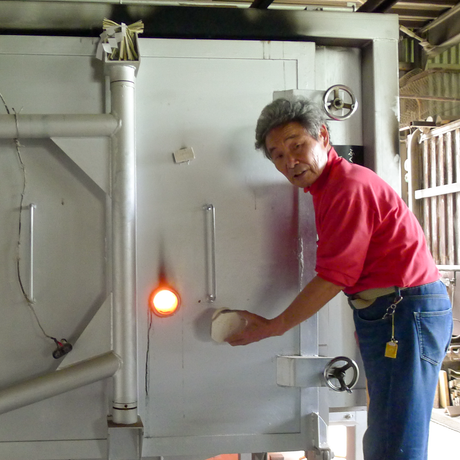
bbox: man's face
[265,122,330,188]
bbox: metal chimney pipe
[0,352,121,416]
[0,114,118,138]
[109,63,139,425]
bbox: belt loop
[395,286,401,298]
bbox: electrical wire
[0,92,57,344]
[0,93,10,115]
[12,109,35,306]
[144,307,153,398]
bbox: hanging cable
[0,92,72,359]
[144,307,153,398]
[12,108,35,306]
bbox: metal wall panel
[0,38,109,446]
[313,46,367,406]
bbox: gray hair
[255,97,328,159]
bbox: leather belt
[349,287,399,309]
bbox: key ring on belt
[382,294,403,319]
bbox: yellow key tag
[385,341,398,359]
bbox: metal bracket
[107,416,144,460]
[277,355,359,393]
[277,356,332,388]
[273,89,323,106]
[306,412,333,460]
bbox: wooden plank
[418,125,460,266]
[399,95,460,103]
[426,63,460,71]
[438,135,446,265]
[456,129,460,265]
[446,132,455,265]
[430,137,439,263]
[447,130,454,185]
[415,182,460,199]
[436,265,460,270]
[408,131,422,219]
[439,370,451,408]
[421,119,460,140]
[422,139,431,250]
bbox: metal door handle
[203,204,216,302]
[29,203,36,303]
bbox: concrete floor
[429,410,460,459]
[327,409,460,460]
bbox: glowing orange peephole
[149,287,180,317]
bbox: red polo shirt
[305,147,439,295]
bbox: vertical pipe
[109,64,138,425]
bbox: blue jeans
[351,280,452,460]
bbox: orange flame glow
[149,288,180,317]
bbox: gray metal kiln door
[136,39,322,457]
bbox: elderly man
[226,97,452,460]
